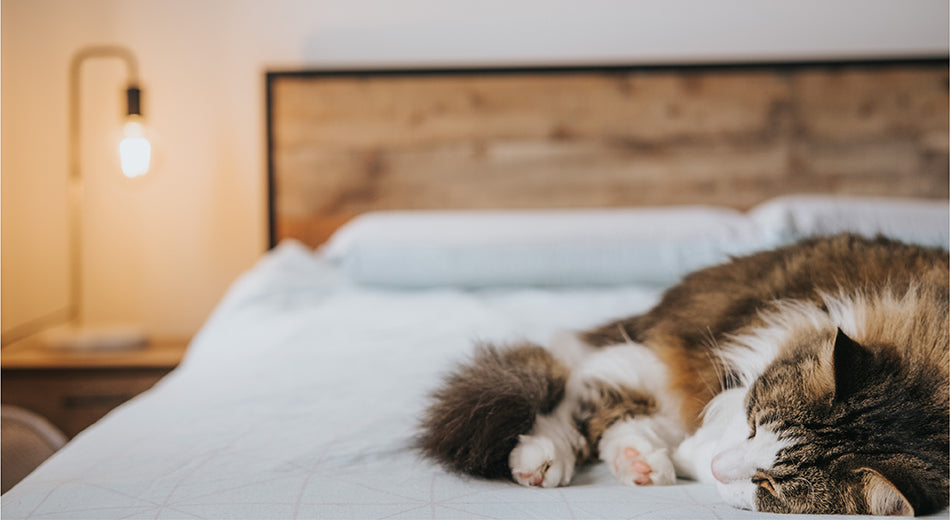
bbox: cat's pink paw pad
[615,447,652,485]
[630,461,653,484]
[509,435,572,487]
[612,447,675,486]
[515,465,548,487]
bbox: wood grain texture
[0,338,189,369]
[268,63,949,247]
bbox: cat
[418,233,949,516]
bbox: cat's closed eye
[752,473,777,497]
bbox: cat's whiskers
[700,330,729,396]
[616,324,634,345]
[795,475,816,504]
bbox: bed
[3,61,949,519]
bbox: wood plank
[0,338,190,369]
[269,63,949,247]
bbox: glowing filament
[119,119,150,178]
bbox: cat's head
[714,328,948,516]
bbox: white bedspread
[0,243,717,519]
[4,198,948,519]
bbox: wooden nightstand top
[1,338,190,370]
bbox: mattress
[2,196,948,519]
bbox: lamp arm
[67,45,142,325]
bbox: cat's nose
[710,448,752,484]
[710,452,730,483]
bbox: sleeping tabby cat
[418,234,949,516]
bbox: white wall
[2,0,947,340]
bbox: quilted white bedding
[2,196,947,519]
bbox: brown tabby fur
[419,234,949,515]
[577,382,656,457]
[582,233,949,429]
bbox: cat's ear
[857,468,915,516]
[831,328,875,401]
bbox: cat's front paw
[509,434,573,487]
[610,446,676,486]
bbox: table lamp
[44,45,151,351]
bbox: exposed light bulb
[119,118,150,178]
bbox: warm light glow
[119,119,150,178]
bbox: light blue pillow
[322,208,768,288]
[751,195,950,249]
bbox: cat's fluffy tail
[417,342,569,479]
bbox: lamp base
[43,324,148,351]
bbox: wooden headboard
[266,60,948,248]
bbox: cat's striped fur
[418,234,948,515]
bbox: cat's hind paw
[611,446,676,486]
[509,434,573,487]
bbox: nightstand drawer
[1,338,189,438]
[1,368,172,437]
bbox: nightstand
[1,338,189,437]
